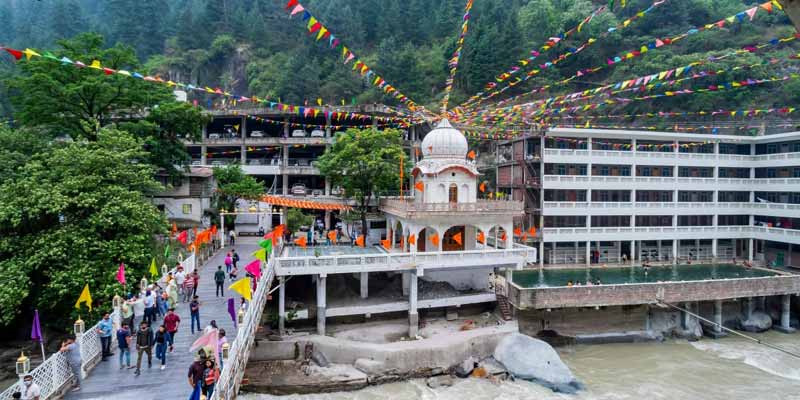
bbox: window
[642,167,651,177]
[794,142,800,153]
[767,168,777,178]
[448,184,458,203]
[182,204,192,215]
[767,144,778,154]
[700,168,710,178]
[621,166,631,176]
[662,167,671,177]
[558,165,566,175]
[579,165,587,175]
[600,166,609,176]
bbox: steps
[496,294,512,321]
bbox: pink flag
[290,4,305,16]
[116,263,126,285]
[245,259,262,279]
[190,328,219,356]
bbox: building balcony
[543,175,800,191]
[543,201,800,218]
[541,225,800,244]
[380,197,524,219]
[543,148,800,169]
[183,136,333,146]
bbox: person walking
[183,274,195,303]
[116,323,133,370]
[59,337,82,392]
[96,313,113,361]
[218,329,228,370]
[201,359,220,398]
[229,229,236,246]
[192,271,200,296]
[188,357,205,393]
[143,290,155,325]
[20,374,41,400]
[232,249,240,269]
[190,295,201,334]
[154,325,169,370]
[175,265,186,300]
[121,299,134,330]
[214,266,226,297]
[229,265,238,281]
[224,253,233,274]
[132,295,145,327]
[134,321,154,376]
[164,308,181,353]
[167,280,179,309]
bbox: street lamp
[221,342,230,359]
[237,308,245,325]
[15,352,30,375]
[112,295,123,309]
[248,205,257,213]
[74,318,85,336]
[140,277,148,293]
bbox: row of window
[546,138,800,155]
[545,190,800,203]
[546,215,762,228]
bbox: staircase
[496,293,513,321]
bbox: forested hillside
[0,0,798,116]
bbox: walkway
[66,239,260,400]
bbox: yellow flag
[252,248,267,261]
[317,98,323,106]
[75,284,93,311]
[229,278,252,301]
[149,257,158,277]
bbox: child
[229,265,238,281]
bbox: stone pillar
[712,238,718,260]
[712,299,725,337]
[241,145,247,164]
[324,210,331,231]
[585,241,591,266]
[681,302,692,330]
[743,297,754,320]
[402,271,410,296]
[201,145,207,165]
[748,238,754,261]
[630,240,636,264]
[317,275,327,335]
[360,272,368,299]
[278,276,286,335]
[409,270,419,337]
[539,241,544,267]
[776,294,795,333]
[672,240,678,263]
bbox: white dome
[421,119,468,159]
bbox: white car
[208,133,221,139]
[291,129,307,137]
[251,131,265,138]
[310,129,325,137]
[291,184,307,196]
[311,189,323,196]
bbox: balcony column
[241,115,247,140]
[283,117,289,138]
[282,175,289,196]
[748,238,754,262]
[630,240,636,264]
[672,240,678,263]
[325,178,331,196]
[409,270,419,337]
[539,241,544,267]
[695,239,700,261]
[324,107,332,139]
[713,299,725,337]
[618,241,622,263]
[316,274,327,335]
[585,241,591,266]
[324,210,331,231]
[789,243,793,266]
[241,145,247,164]
[574,242,579,265]
[657,240,662,261]
[776,294,795,333]
[283,144,289,167]
[712,238,718,260]
[278,276,286,335]
[360,272,368,299]
[201,145,207,165]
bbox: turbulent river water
[241,331,800,400]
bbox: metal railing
[0,311,118,400]
[210,244,279,400]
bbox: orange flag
[477,231,485,244]
[452,232,462,245]
[381,239,391,249]
[528,227,537,236]
[273,224,285,240]
[355,235,365,247]
[294,236,307,248]
[467,150,476,160]
[500,233,507,241]
[514,227,522,236]
[408,234,416,245]
[479,182,486,193]
[171,222,177,236]
[415,181,424,192]
[327,230,337,244]
[400,236,405,249]
[431,233,440,247]
[521,233,528,242]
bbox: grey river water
[241,331,800,400]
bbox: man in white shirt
[174,266,186,300]
[21,375,40,400]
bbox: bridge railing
[211,243,280,400]
[0,311,118,400]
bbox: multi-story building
[152,167,216,228]
[536,127,800,267]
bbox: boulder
[493,333,583,393]
[426,375,454,388]
[738,311,773,332]
[311,348,330,367]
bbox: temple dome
[421,119,468,159]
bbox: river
[241,331,800,400]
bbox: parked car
[251,130,265,138]
[291,183,307,196]
[208,133,221,139]
[310,129,325,137]
[311,189,323,196]
[291,129,307,137]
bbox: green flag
[259,238,273,254]
[149,257,158,277]
[164,244,170,258]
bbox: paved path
[67,240,260,400]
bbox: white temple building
[274,119,537,336]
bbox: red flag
[116,263,126,286]
[3,48,22,60]
[177,230,188,245]
[285,0,299,10]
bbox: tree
[212,165,264,227]
[287,208,314,234]
[316,127,407,238]
[0,128,166,327]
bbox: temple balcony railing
[380,197,524,218]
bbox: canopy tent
[261,195,352,211]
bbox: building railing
[541,225,800,242]
[543,174,800,188]
[275,246,537,276]
[544,148,800,165]
[380,197,524,217]
[210,244,279,400]
[543,201,800,215]
[0,311,118,400]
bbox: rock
[427,375,454,388]
[454,356,477,378]
[354,358,386,375]
[493,333,583,393]
[738,311,773,332]
[311,348,330,367]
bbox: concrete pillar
[776,294,795,333]
[278,276,286,335]
[757,296,766,311]
[712,238,718,260]
[574,242,579,265]
[325,179,331,196]
[282,144,289,167]
[618,241,622,263]
[280,206,288,226]
[283,117,290,138]
[681,302,692,330]
[402,271,410,296]
[201,145,207,165]
[241,145,247,164]
[360,272,368,299]
[282,174,289,196]
[324,210,331,231]
[630,240,636,264]
[672,240,678,263]
[748,238,754,261]
[743,297,754,320]
[789,243,793,266]
[713,299,724,336]
[316,275,327,335]
[409,271,419,337]
[539,241,544,267]
[585,241,591,266]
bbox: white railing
[542,225,800,243]
[543,201,800,217]
[0,311,118,400]
[380,197,524,216]
[210,245,279,400]
[544,148,800,165]
[275,246,537,276]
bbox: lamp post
[221,342,230,360]
[16,351,30,391]
[237,308,245,325]
[74,318,85,337]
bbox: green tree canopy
[213,164,265,227]
[0,128,166,326]
[316,127,408,236]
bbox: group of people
[566,279,602,287]
[216,250,240,297]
